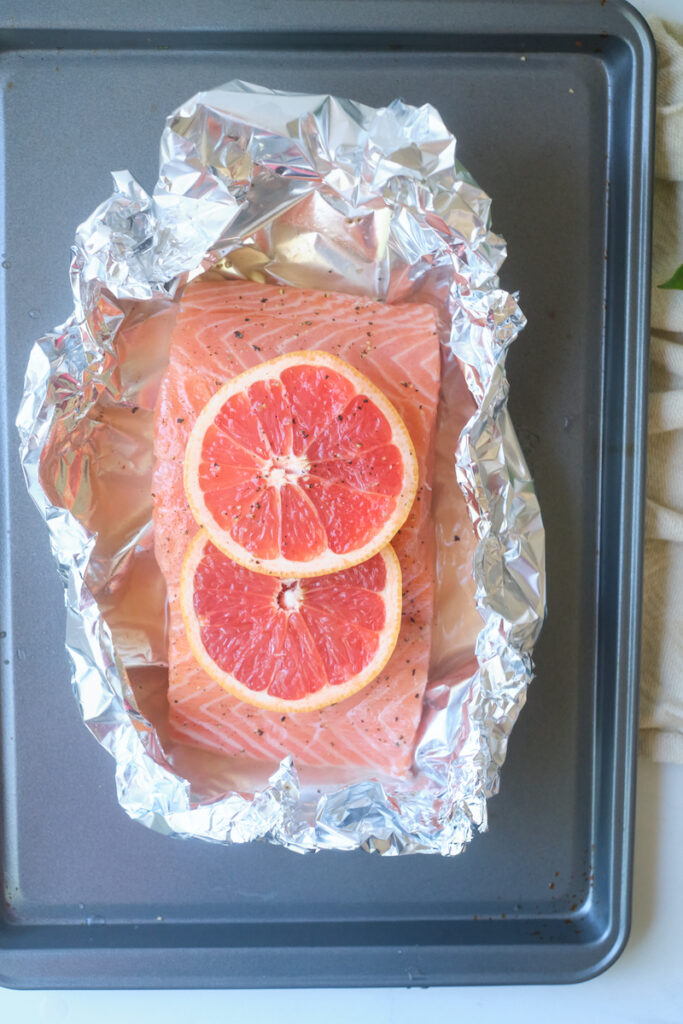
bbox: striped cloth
[640,18,683,762]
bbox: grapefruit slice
[183,350,418,577]
[179,530,403,713]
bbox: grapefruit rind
[183,349,419,578]
[179,529,403,713]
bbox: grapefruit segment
[180,530,403,713]
[282,362,357,456]
[280,483,327,561]
[229,484,280,560]
[302,478,395,554]
[184,350,418,577]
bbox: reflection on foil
[17,82,545,855]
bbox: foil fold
[17,82,545,855]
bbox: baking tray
[0,0,653,988]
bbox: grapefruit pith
[183,350,418,577]
[179,530,403,713]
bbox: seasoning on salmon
[152,278,441,776]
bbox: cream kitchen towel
[640,18,683,762]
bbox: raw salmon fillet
[152,278,441,775]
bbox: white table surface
[4,0,681,1020]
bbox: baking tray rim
[0,0,654,989]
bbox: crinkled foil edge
[16,83,545,855]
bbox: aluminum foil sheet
[17,82,545,855]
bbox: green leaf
[658,263,683,290]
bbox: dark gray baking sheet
[0,0,653,988]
